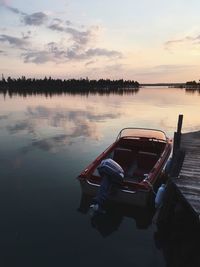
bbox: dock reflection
[155,201,200,267]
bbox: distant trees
[0,76,140,96]
[185,80,200,88]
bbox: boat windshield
[117,128,167,141]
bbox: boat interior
[93,137,167,183]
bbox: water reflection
[78,191,154,237]
[78,184,200,265]
[6,105,121,153]
[8,121,35,135]
[185,88,200,95]
[0,87,200,266]
[0,114,9,120]
[0,88,140,99]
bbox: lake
[0,86,200,267]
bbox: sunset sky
[1,0,200,82]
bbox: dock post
[176,114,183,149]
[172,114,183,158]
[170,114,185,177]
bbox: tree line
[0,76,140,96]
[172,80,200,89]
[185,80,200,89]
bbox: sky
[0,0,200,83]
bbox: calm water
[0,87,200,267]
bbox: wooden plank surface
[173,131,200,218]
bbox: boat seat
[113,147,136,173]
[137,151,158,172]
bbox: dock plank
[173,131,200,219]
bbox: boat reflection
[78,191,155,237]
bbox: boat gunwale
[116,127,168,142]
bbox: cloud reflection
[7,121,34,134]
[7,106,121,153]
[0,114,9,120]
[22,134,72,154]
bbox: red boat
[78,128,172,206]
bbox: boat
[78,128,172,207]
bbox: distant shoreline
[1,77,199,97]
[141,83,185,87]
[0,76,140,96]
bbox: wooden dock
[156,115,200,227]
[173,131,200,220]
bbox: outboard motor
[90,159,124,214]
[97,158,124,184]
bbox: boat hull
[79,179,152,207]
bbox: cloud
[23,12,48,26]
[154,64,196,71]
[22,50,56,64]
[48,21,98,48]
[0,1,26,15]
[134,64,197,77]
[1,4,122,64]
[81,48,122,59]
[21,30,32,40]
[0,0,9,6]
[1,2,46,26]
[1,3,122,65]
[85,60,96,66]
[67,27,96,46]
[165,39,185,46]
[165,34,200,50]
[21,42,67,63]
[66,20,72,26]
[6,6,26,15]
[66,46,122,60]
[48,19,66,31]
[0,34,29,48]
[21,45,122,64]
[47,21,109,62]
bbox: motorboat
[78,128,172,206]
